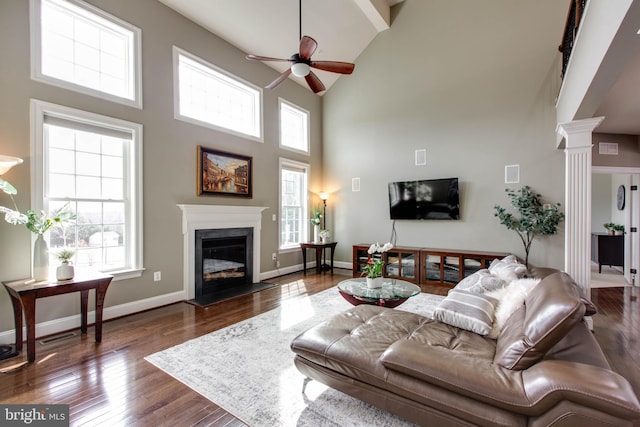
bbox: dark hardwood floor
[0,269,638,426]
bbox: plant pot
[366,277,383,289]
[56,262,75,281]
[608,230,615,236]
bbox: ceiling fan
[245,0,355,94]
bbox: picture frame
[197,146,253,198]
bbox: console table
[2,272,113,362]
[591,232,624,273]
[300,242,337,274]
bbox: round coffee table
[337,278,421,308]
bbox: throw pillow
[454,269,506,294]
[485,277,541,339]
[488,256,527,282]
[433,289,498,336]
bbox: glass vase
[313,224,320,243]
[33,234,49,281]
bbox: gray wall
[323,0,567,269]
[0,0,321,333]
[592,133,640,167]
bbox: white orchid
[367,242,393,254]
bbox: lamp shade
[291,62,310,77]
[0,155,23,175]
[319,192,329,201]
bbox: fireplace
[195,227,253,302]
[178,204,268,303]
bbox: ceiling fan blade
[310,61,355,75]
[246,54,292,62]
[266,68,292,90]
[299,35,318,60]
[305,71,326,94]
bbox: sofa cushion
[433,289,498,336]
[493,272,586,370]
[489,255,527,282]
[454,269,506,293]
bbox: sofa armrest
[381,340,640,419]
[522,359,640,419]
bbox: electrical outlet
[153,271,161,282]
[272,252,277,261]
[276,260,280,267]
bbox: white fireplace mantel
[177,204,267,300]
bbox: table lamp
[0,154,23,360]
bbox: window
[30,0,142,107]
[279,158,309,250]
[31,99,144,280]
[279,99,309,153]
[174,47,263,141]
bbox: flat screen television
[388,178,460,220]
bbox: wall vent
[598,142,619,155]
[40,332,77,345]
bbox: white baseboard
[1,262,354,345]
[0,290,186,345]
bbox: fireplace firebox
[194,227,254,304]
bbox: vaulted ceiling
[158,0,640,135]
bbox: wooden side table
[2,272,113,363]
[299,242,337,274]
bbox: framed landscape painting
[197,146,252,198]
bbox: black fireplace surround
[192,227,274,306]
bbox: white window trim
[30,0,143,109]
[279,157,310,252]
[30,99,144,281]
[279,98,310,155]
[172,46,264,143]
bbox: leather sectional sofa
[291,269,640,426]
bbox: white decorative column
[556,117,604,296]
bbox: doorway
[591,167,639,287]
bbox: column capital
[556,117,605,149]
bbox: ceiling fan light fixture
[291,62,310,77]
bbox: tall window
[279,158,309,250]
[279,99,309,153]
[174,47,263,141]
[32,100,144,280]
[30,0,142,107]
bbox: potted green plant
[54,248,75,281]
[613,224,625,235]
[603,222,616,235]
[1,177,76,280]
[361,242,393,288]
[494,186,564,268]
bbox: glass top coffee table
[337,278,421,308]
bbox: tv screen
[388,178,460,220]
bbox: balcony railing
[558,0,587,79]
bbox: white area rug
[590,262,631,288]
[145,287,444,426]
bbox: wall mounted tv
[388,178,460,220]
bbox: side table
[299,241,337,274]
[2,272,113,363]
